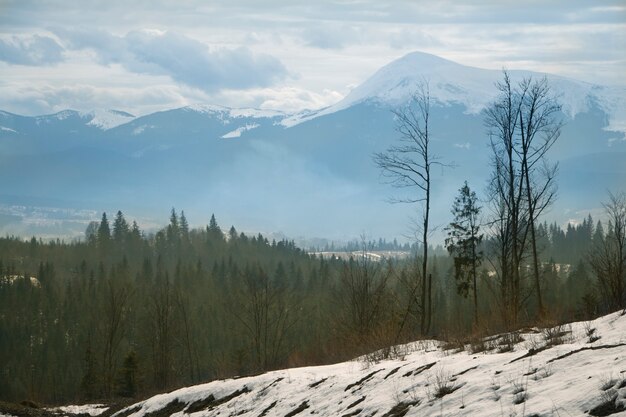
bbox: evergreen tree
[228,226,237,242]
[208,214,222,241]
[117,350,139,397]
[98,212,111,251]
[167,208,180,246]
[113,210,130,243]
[444,181,483,325]
[80,343,98,400]
[180,211,190,243]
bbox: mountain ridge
[3,51,625,134]
[0,51,624,240]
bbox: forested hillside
[0,206,621,404]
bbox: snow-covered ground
[113,310,626,417]
[49,404,109,416]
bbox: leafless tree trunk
[518,77,562,316]
[232,264,299,371]
[485,72,562,325]
[374,83,444,336]
[590,192,626,311]
[485,72,527,327]
[174,288,198,384]
[337,238,391,350]
[150,275,174,390]
[100,276,132,397]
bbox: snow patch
[84,109,136,130]
[221,123,260,138]
[185,104,284,119]
[53,110,79,121]
[132,124,154,136]
[279,108,324,127]
[0,126,17,133]
[113,310,626,417]
[51,404,109,416]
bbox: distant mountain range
[1,52,625,240]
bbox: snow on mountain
[221,123,260,138]
[0,126,17,133]
[285,52,626,134]
[185,104,285,119]
[33,109,80,124]
[113,311,626,417]
[84,109,136,130]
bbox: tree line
[1,202,624,404]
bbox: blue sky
[0,0,624,115]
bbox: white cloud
[53,28,289,93]
[212,87,344,113]
[0,82,199,116]
[0,34,64,65]
[0,1,624,115]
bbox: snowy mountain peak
[336,51,514,114]
[83,109,136,130]
[184,104,285,119]
[291,50,626,134]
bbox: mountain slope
[0,51,624,239]
[112,311,626,417]
[289,51,626,133]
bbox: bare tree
[484,71,561,325]
[149,274,174,390]
[336,238,392,351]
[518,77,562,315]
[484,72,529,327]
[232,264,299,372]
[99,274,132,397]
[590,192,626,311]
[374,84,444,336]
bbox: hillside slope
[113,311,626,417]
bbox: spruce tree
[444,181,483,325]
[117,350,138,397]
[98,212,111,251]
[113,210,129,243]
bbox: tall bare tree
[518,77,562,315]
[374,84,444,335]
[590,192,626,311]
[99,273,132,397]
[485,71,561,325]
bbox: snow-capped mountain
[287,52,626,132]
[109,310,626,417]
[0,51,624,239]
[85,109,136,130]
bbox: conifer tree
[180,211,190,243]
[445,181,483,325]
[208,214,222,241]
[117,350,138,397]
[113,211,130,244]
[98,212,111,251]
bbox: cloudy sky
[1,0,624,116]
